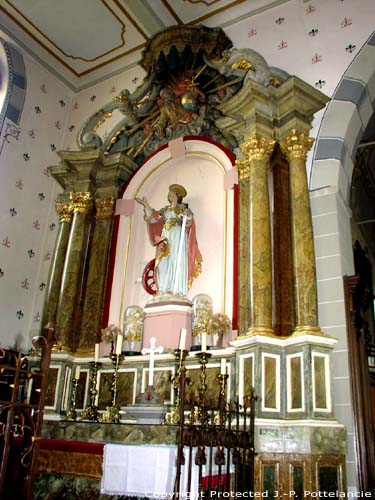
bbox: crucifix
[142,337,164,387]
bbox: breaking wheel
[142,258,157,295]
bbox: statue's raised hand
[135,197,150,210]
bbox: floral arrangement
[192,297,213,338]
[124,306,145,343]
[101,324,122,344]
[208,313,231,336]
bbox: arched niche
[106,137,237,331]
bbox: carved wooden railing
[0,327,55,500]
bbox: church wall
[62,64,147,152]
[1,1,375,494]
[223,0,374,92]
[311,188,356,486]
[310,33,375,492]
[0,30,73,352]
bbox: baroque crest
[78,25,288,164]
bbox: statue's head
[168,184,187,204]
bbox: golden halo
[169,184,187,199]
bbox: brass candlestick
[101,353,124,423]
[165,349,188,424]
[66,377,79,420]
[195,351,212,424]
[81,361,101,421]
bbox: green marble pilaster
[236,136,275,335]
[237,173,250,335]
[78,198,115,353]
[55,192,93,352]
[41,203,73,330]
[280,130,319,331]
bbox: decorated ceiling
[0,0,290,89]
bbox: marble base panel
[41,420,346,455]
[255,421,346,455]
[41,420,177,445]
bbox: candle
[201,332,207,352]
[220,358,226,375]
[94,343,100,362]
[75,365,80,380]
[26,377,33,404]
[116,333,123,355]
[178,328,187,350]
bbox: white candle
[75,365,80,380]
[94,343,100,362]
[179,328,187,350]
[27,377,33,403]
[201,332,207,352]
[220,358,226,375]
[116,334,123,355]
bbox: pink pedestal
[143,300,193,351]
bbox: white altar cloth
[101,444,197,497]
[101,443,231,497]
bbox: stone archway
[0,38,26,151]
[309,31,375,493]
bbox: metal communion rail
[170,350,257,499]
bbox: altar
[14,22,348,499]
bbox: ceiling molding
[0,0,290,91]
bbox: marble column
[41,202,73,330]
[280,130,320,332]
[237,135,275,335]
[55,192,93,351]
[78,198,115,354]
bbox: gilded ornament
[293,325,324,336]
[55,203,73,223]
[240,136,275,162]
[246,326,276,337]
[269,76,282,87]
[231,59,254,71]
[95,198,115,219]
[280,129,314,160]
[93,112,112,132]
[70,192,94,214]
[114,91,130,105]
[235,158,251,180]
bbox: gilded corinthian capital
[236,136,275,180]
[280,129,314,160]
[236,158,251,180]
[240,136,275,161]
[95,198,115,219]
[70,192,94,214]
[56,202,73,223]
